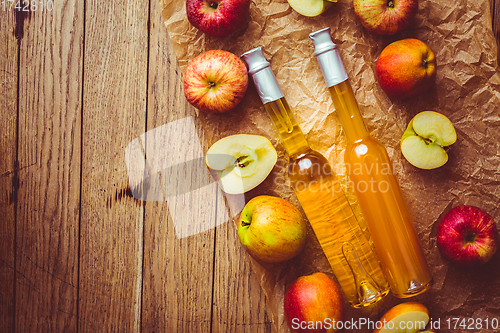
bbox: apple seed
[235,155,252,168]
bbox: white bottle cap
[241,47,284,104]
[309,27,348,88]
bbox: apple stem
[209,1,218,9]
[465,233,476,243]
[241,221,251,227]
[422,59,429,69]
[387,0,394,8]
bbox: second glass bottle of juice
[310,27,433,298]
[241,46,389,307]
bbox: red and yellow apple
[437,205,498,267]
[237,195,307,263]
[375,38,436,100]
[287,0,334,17]
[206,134,278,194]
[401,111,457,169]
[284,272,344,333]
[354,0,418,35]
[374,302,430,333]
[186,0,251,38]
[184,50,248,114]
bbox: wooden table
[1,1,499,332]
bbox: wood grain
[491,0,500,60]
[212,218,272,333]
[141,0,217,331]
[14,1,83,331]
[0,10,19,333]
[78,0,148,330]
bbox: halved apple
[401,111,457,169]
[374,302,430,333]
[206,134,278,194]
[287,0,335,17]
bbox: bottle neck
[328,80,370,144]
[264,97,310,158]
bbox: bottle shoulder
[344,136,391,162]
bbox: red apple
[284,272,344,333]
[237,196,307,263]
[375,38,436,100]
[184,50,248,114]
[186,0,251,38]
[353,0,418,35]
[437,205,498,267]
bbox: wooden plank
[141,1,217,331]
[14,1,83,331]
[78,0,148,330]
[492,0,500,56]
[212,217,272,333]
[0,10,19,333]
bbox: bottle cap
[241,47,284,104]
[309,27,348,87]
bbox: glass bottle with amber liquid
[241,47,389,308]
[310,27,433,298]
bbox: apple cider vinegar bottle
[241,47,389,308]
[310,27,433,298]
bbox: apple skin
[374,302,429,333]
[186,0,251,38]
[353,0,418,35]
[375,38,436,100]
[437,205,499,267]
[237,196,307,263]
[284,272,344,333]
[184,50,248,114]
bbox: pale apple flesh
[287,0,334,17]
[401,111,456,169]
[374,302,430,333]
[206,134,277,194]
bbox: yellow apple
[374,302,430,333]
[205,134,278,194]
[401,111,457,169]
[287,0,334,17]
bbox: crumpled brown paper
[161,0,500,332]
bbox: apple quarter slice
[206,134,278,194]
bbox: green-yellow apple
[354,0,418,35]
[237,195,306,263]
[284,272,344,333]
[374,302,430,333]
[184,50,248,113]
[375,38,436,100]
[287,0,334,17]
[437,205,498,267]
[401,111,456,169]
[206,134,277,194]
[186,0,251,38]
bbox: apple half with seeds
[206,134,278,194]
[374,302,432,333]
[287,0,334,17]
[401,111,457,169]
